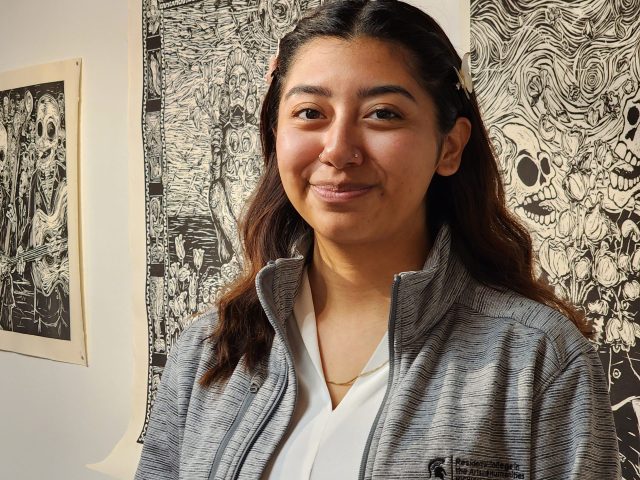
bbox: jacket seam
[531,349,591,404]
[451,298,596,399]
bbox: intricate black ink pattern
[471,1,640,477]
[140,0,321,441]
[0,82,70,341]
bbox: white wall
[0,1,132,479]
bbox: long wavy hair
[200,0,590,387]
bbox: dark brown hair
[200,0,589,387]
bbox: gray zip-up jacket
[135,226,620,480]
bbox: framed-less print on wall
[0,58,86,365]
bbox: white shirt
[263,269,389,479]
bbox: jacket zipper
[223,264,296,480]
[358,275,400,480]
[208,378,260,480]
[230,370,288,480]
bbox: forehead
[284,36,422,92]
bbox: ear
[435,117,472,177]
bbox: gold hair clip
[455,52,473,99]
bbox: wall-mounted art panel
[0,59,85,365]
[471,1,640,476]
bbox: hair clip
[265,37,284,86]
[265,55,278,85]
[454,52,473,99]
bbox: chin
[311,219,381,246]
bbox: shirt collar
[292,268,389,383]
[255,224,470,348]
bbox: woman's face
[276,36,458,247]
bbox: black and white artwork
[0,59,84,365]
[140,0,321,440]
[0,82,69,339]
[471,1,640,476]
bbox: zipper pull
[249,380,260,394]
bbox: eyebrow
[284,85,331,100]
[283,84,416,103]
[358,85,416,102]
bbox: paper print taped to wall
[0,59,85,365]
[471,1,640,476]
[140,0,321,441]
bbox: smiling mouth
[310,183,374,201]
[514,185,557,226]
[610,149,640,191]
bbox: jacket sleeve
[134,342,185,480]
[530,348,620,479]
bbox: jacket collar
[255,224,470,348]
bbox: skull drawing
[495,122,558,238]
[608,90,640,209]
[35,94,61,165]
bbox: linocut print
[471,1,640,476]
[140,0,321,440]
[0,59,85,365]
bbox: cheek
[276,129,322,181]
[368,132,436,187]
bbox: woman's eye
[295,108,323,120]
[370,109,399,120]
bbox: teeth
[532,194,540,202]
[542,186,551,199]
[534,214,541,223]
[550,184,557,198]
[625,151,633,165]
[612,173,621,189]
[624,178,631,190]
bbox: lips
[610,147,640,192]
[310,182,375,201]
[515,184,557,226]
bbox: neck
[308,226,430,330]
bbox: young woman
[136,1,619,479]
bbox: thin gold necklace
[326,360,389,386]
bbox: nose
[318,117,363,169]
